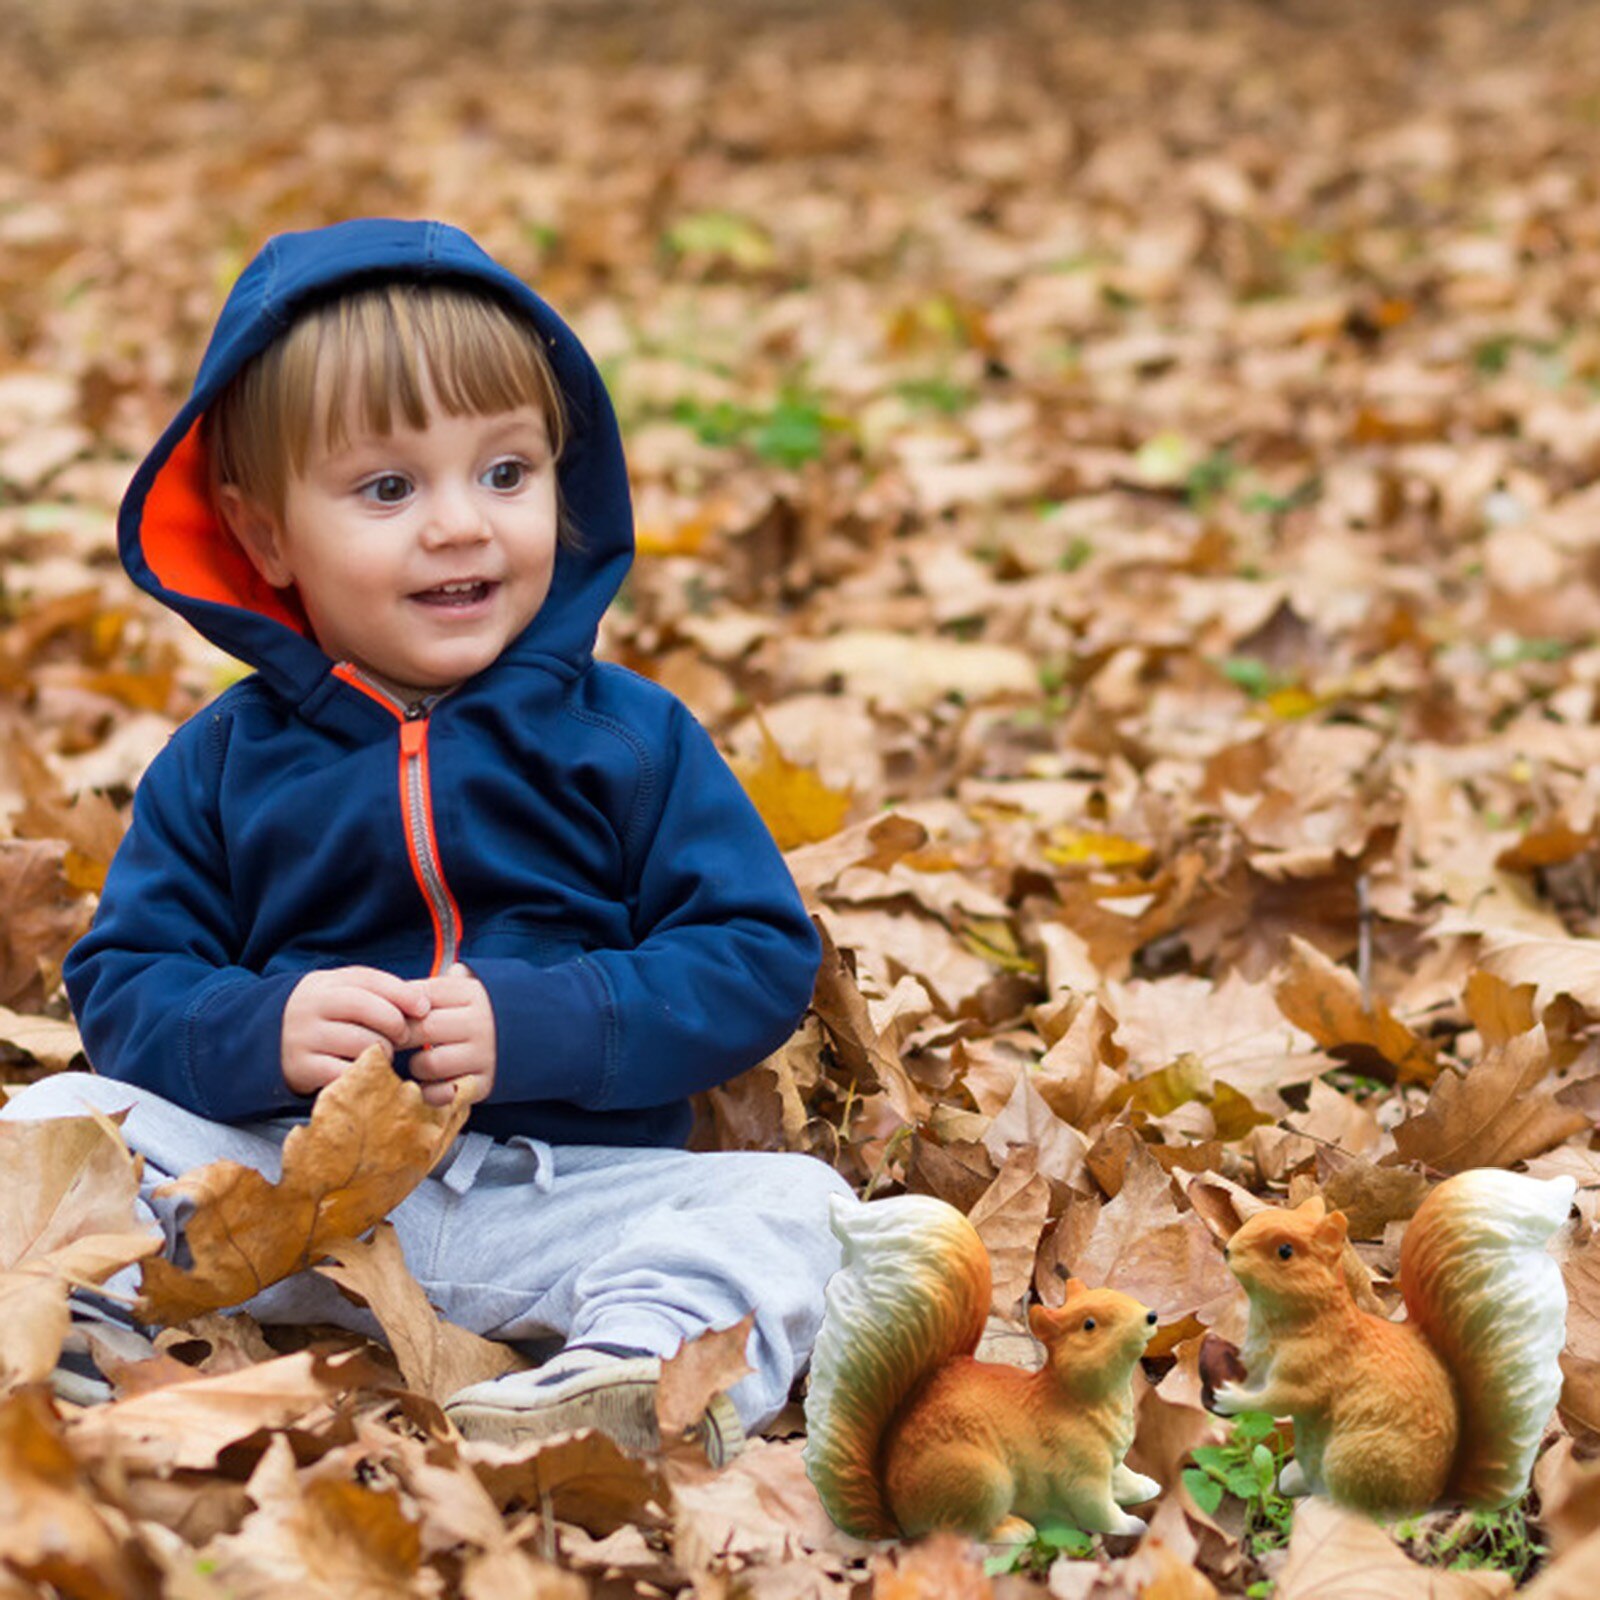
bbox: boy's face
[222,386,560,702]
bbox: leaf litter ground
[5,0,1600,1594]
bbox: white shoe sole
[445,1356,746,1466]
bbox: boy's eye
[483,459,526,491]
[363,474,411,504]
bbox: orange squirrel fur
[1215,1169,1574,1517]
[803,1194,1160,1541]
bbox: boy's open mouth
[412,580,497,609]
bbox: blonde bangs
[206,280,568,518]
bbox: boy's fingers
[421,975,478,1008]
[415,1008,473,1048]
[299,1055,354,1091]
[311,1022,393,1060]
[418,1077,485,1108]
[325,990,413,1046]
[343,967,432,1016]
[410,1042,485,1081]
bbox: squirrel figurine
[1214,1168,1575,1518]
[803,1193,1161,1542]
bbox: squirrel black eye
[1082,1317,1096,1331]
[1277,1242,1294,1260]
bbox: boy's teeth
[420,581,489,601]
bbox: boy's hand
[281,966,432,1096]
[411,963,497,1108]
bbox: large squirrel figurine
[803,1193,1161,1542]
[1215,1168,1575,1517]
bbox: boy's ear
[216,485,293,588]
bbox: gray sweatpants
[2,1072,854,1428]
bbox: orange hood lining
[141,420,313,636]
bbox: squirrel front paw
[1212,1380,1255,1416]
[1112,1464,1162,1505]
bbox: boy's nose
[423,483,492,545]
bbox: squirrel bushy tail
[1400,1168,1575,1508]
[803,1193,990,1539]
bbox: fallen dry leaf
[0,1110,161,1388]
[1391,1024,1589,1173]
[656,1313,755,1441]
[965,1145,1050,1318]
[137,1047,470,1325]
[1275,1498,1512,1600]
[466,1429,674,1537]
[65,1347,382,1474]
[195,1434,440,1600]
[0,1386,162,1600]
[0,840,95,1010]
[1274,936,1439,1086]
[732,718,854,851]
[870,1532,994,1600]
[316,1222,523,1405]
[0,1004,83,1072]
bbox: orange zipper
[333,663,463,976]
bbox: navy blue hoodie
[64,218,820,1146]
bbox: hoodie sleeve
[471,704,820,1110]
[62,712,306,1122]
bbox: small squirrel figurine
[1214,1168,1575,1517]
[803,1193,1161,1542]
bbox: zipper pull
[400,716,427,756]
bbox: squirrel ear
[1314,1208,1350,1252]
[1294,1194,1327,1220]
[1061,1276,1088,1300]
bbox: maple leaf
[136,1046,470,1326]
[195,1433,439,1599]
[1275,1497,1508,1600]
[655,1314,754,1444]
[0,839,94,1010]
[0,1005,82,1072]
[0,1110,161,1389]
[65,1347,382,1475]
[466,1430,674,1538]
[0,1387,163,1599]
[1274,935,1439,1085]
[315,1222,523,1404]
[871,1533,995,1600]
[966,1146,1049,1318]
[1392,1025,1589,1174]
[731,717,852,851]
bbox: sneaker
[444,1343,745,1466]
[50,1314,160,1407]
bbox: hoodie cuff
[181,969,306,1122]
[470,955,613,1109]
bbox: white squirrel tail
[1400,1169,1575,1508]
[802,1193,991,1539]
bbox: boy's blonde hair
[205,279,571,532]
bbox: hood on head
[123,218,634,707]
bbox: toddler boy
[6,218,853,1458]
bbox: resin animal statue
[1214,1168,1575,1517]
[803,1193,1160,1542]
